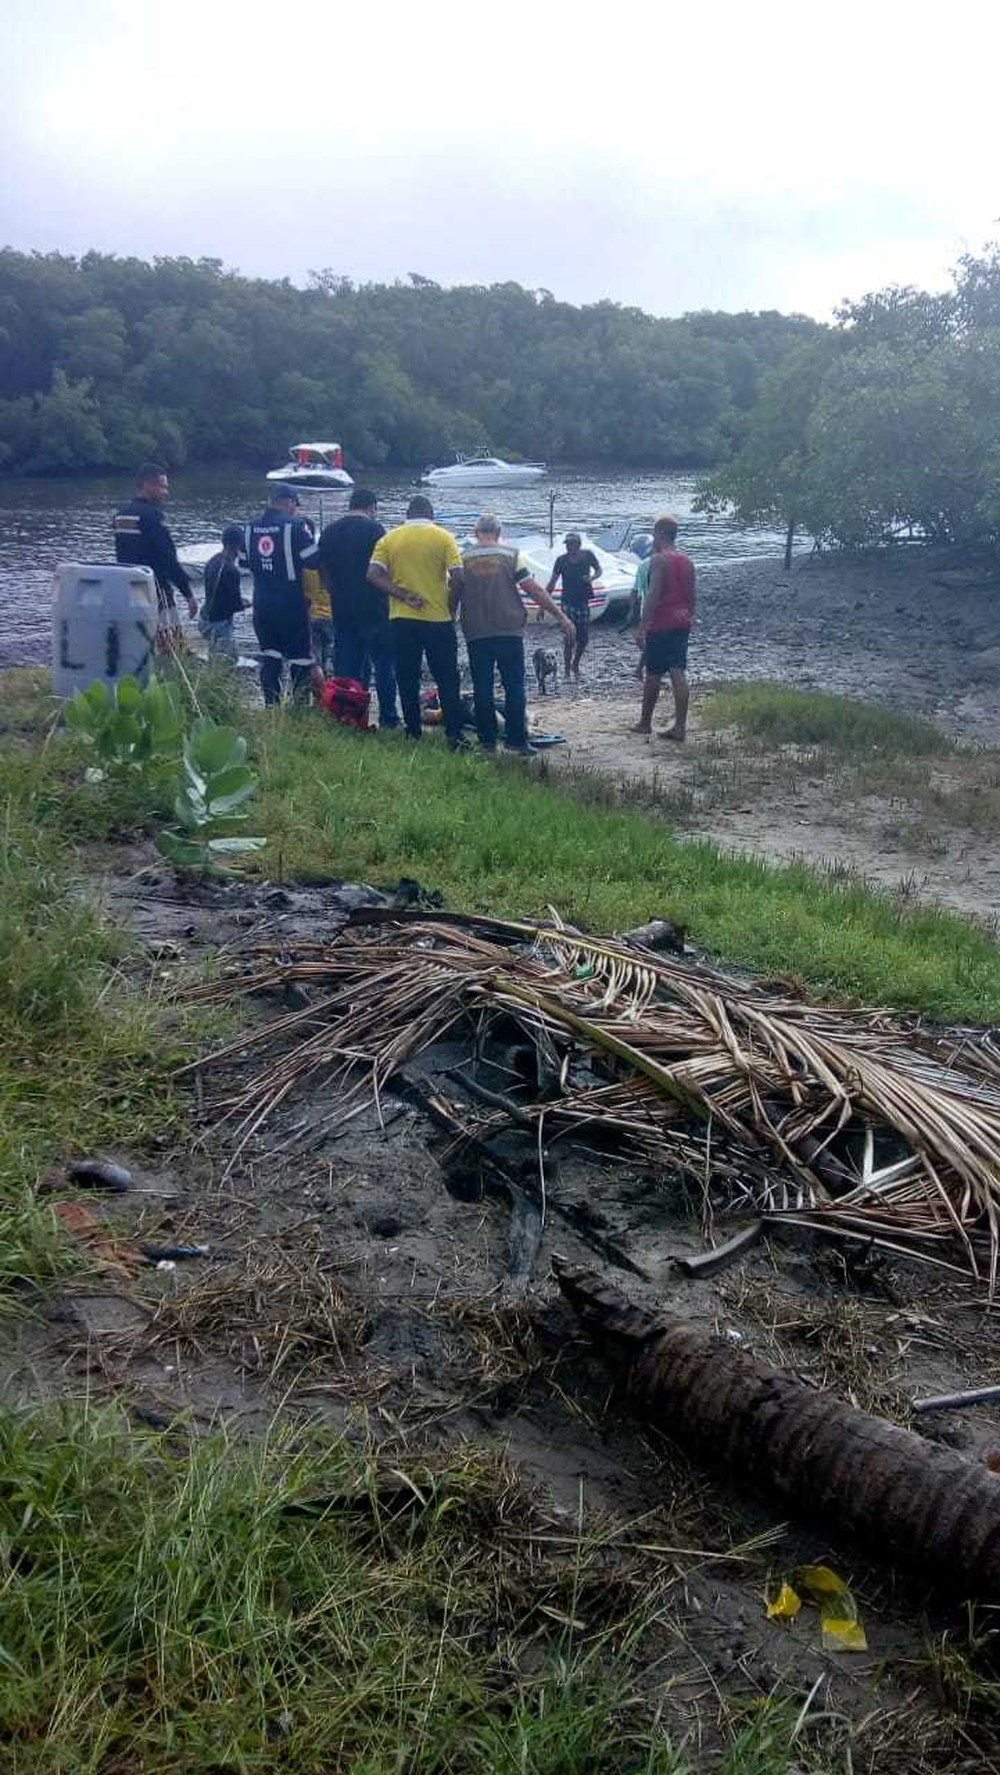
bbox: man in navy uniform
[112,462,197,646]
[244,485,320,705]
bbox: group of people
[111,463,695,748]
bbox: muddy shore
[537,549,1000,748]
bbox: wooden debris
[912,1384,1000,1416]
[555,1259,1000,1597]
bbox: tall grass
[0,1409,703,1772]
[0,805,188,1307]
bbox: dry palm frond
[185,911,1000,1288]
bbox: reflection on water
[0,467,790,665]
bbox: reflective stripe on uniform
[283,526,295,580]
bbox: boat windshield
[291,445,341,466]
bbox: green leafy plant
[64,674,184,780]
[155,719,265,870]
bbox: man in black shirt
[112,462,197,647]
[199,524,247,659]
[546,532,601,679]
[316,488,399,728]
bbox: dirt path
[537,691,1000,926]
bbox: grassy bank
[241,708,1000,1021]
[5,665,1000,1022]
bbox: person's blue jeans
[467,633,528,750]
[333,621,400,728]
[199,616,237,660]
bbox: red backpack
[318,676,371,731]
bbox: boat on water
[421,454,546,489]
[266,442,353,490]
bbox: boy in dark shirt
[199,524,247,660]
[546,533,601,679]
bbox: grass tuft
[702,683,956,757]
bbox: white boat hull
[266,464,354,489]
[422,463,546,488]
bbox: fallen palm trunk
[555,1261,1000,1597]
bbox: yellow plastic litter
[797,1564,847,1595]
[764,1564,868,1652]
[821,1614,868,1652]
[766,1582,802,1620]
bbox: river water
[0,467,789,667]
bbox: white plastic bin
[52,563,158,697]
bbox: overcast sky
[5,0,999,320]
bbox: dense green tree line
[701,245,1000,558]
[0,250,818,475]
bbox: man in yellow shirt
[367,495,465,746]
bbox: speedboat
[266,442,353,489]
[421,454,546,489]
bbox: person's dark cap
[564,530,582,545]
[272,484,300,505]
[222,523,244,547]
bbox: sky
[4,0,1000,321]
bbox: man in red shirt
[632,515,695,740]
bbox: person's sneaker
[447,735,475,753]
[503,743,534,757]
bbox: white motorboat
[421,454,546,489]
[266,442,353,489]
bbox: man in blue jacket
[244,486,320,705]
[112,462,198,647]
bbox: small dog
[533,647,558,696]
